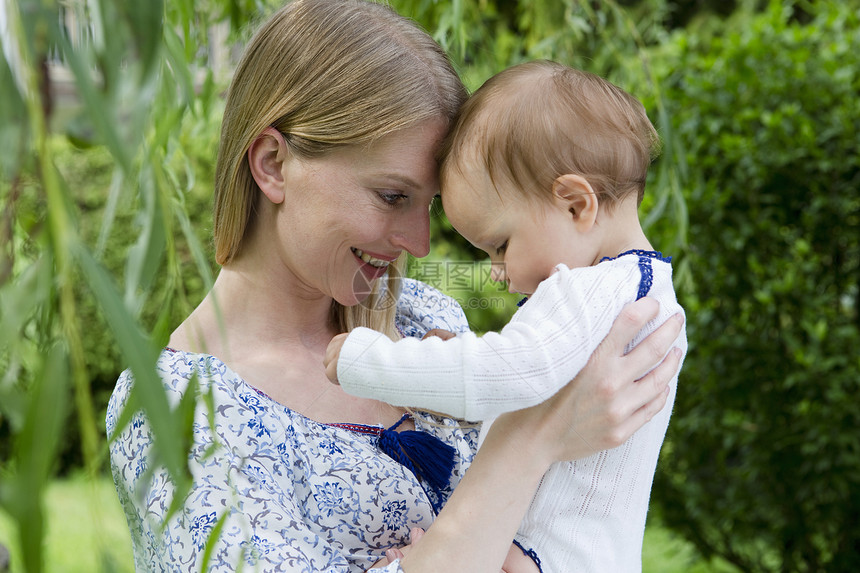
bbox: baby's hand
[370,527,425,568]
[422,328,456,341]
[324,333,349,385]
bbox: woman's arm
[399,297,684,573]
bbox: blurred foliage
[1,0,858,572]
[650,2,860,571]
[0,0,239,571]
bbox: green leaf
[121,0,165,79]
[124,166,167,315]
[55,32,133,171]
[1,344,70,573]
[75,246,187,482]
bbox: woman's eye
[378,191,407,206]
[496,241,508,255]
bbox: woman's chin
[350,269,376,303]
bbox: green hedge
[651,3,860,571]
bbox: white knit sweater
[337,252,687,572]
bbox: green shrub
[651,3,860,571]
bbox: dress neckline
[162,346,397,434]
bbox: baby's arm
[330,263,642,421]
[324,329,455,386]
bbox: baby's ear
[248,127,289,205]
[552,174,599,231]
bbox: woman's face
[272,119,446,306]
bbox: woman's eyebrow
[371,172,423,190]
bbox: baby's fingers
[374,527,425,568]
[324,333,349,385]
[409,527,426,544]
[384,547,404,563]
[422,328,456,341]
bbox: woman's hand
[490,297,684,464]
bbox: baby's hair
[440,60,660,208]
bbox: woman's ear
[552,174,599,232]
[248,127,289,205]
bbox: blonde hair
[441,60,660,208]
[213,0,466,336]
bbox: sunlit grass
[0,475,739,573]
[0,474,133,573]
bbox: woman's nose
[391,207,431,258]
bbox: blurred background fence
[1,0,858,571]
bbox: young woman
[107,2,682,571]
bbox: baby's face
[441,161,584,296]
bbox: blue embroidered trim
[636,255,653,300]
[599,249,672,264]
[598,249,670,300]
[512,539,543,573]
[326,420,387,436]
[517,250,671,308]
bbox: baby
[325,60,687,573]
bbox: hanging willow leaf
[76,246,190,483]
[118,0,165,80]
[0,43,29,178]
[124,164,167,315]
[55,31,132,172]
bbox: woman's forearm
[400,421,550,573]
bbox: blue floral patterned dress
[107,279,477,572]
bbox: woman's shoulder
[107,348,331,451]
[114,348,232,388]
[396,278,469,338]
[107,349,233,431]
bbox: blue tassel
[378,414,457,493]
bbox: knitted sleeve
[336,261,642,421]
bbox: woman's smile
[351,247,396,284]
[351,247,393,269]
